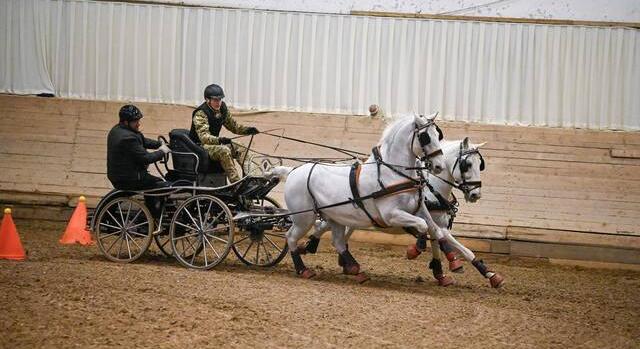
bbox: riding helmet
[119,104,143,122]
[204,84,225,100]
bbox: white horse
[271,114,447,281]
[300,137,504,288]
[411,137,503,288]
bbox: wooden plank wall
[1,95,639,264]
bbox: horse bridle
[451,142,485,194]
[412,119,444,167]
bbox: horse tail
[265,166,295,182]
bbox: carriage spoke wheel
[170,195,234,270]
[95,198,153,263]
[232,196,289,267]
[152,233,173,257]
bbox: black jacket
[107,124,163,184]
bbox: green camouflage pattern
[193,107,253,182]
[202,143,250,183]
[192,109,250,145]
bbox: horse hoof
[489,273,504,288]
[354,272,370,284]
[406,244,422,260]
[449,259,464,273]
[343,264,361,275]
[437,275,455,287]
[299,268,316,279]
[338,255,345,267]
[295,245,308,255]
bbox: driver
[189,84,259,183]
[107,104,171,215]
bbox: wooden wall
[1,95,639,265]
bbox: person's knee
[208,146,232,160]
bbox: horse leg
[405,227,427,260]
[441,229,504,288]
[337,226,355,267]
[286,219,316,279]
[437,236,465,273]
[412,207,463,273]
[330,223,369,283]
[297,220,329,255]
[383,209,456,285]
[471,258,505,288]
[429,239,454,287]
[383,209,430,237]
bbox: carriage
[90,129,291,270]
[89,115,502,287]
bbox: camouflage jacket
[191,103,250,145]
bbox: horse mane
[379,115,412,145]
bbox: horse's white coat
[310,138,486,263]
[276,114,446,257]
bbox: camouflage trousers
[203,143,249,183]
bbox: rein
[261,131,368,158]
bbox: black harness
[451,142,485,193]
[303,120,444,228]
[343,122,442,227]
[425,142,487,228]
[347,162,423,228]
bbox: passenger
[189,84,259,183]
[107,104,171,217]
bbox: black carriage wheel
[170,195,234,270]
[152,233,173,257]
[95,198,153,263]
[154,231,202,260]
[232,196,289,267]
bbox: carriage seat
[168,129,226,185]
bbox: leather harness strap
[349,162,422,229]
[306,163,323,218]
[372,146,386,190]
[349,162,381,226]
[306,138,432,228]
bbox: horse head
[452,137,486,202]
[413,113,445,175]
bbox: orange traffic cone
[59,196,94,245]
[0,208,27,260]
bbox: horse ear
[474,142,487,149]
[462,137,470,149]
[425,111,438,120]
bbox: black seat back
[169,129,224,174]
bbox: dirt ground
[1,220,639,349]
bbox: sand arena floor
[1,220,639,348]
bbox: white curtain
[1,0,638,130]
[0,0,54,94]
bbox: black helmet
[204,84,225,100]
[119,104,143,122]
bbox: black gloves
[218,137,232,145]
[245,127,259,135]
